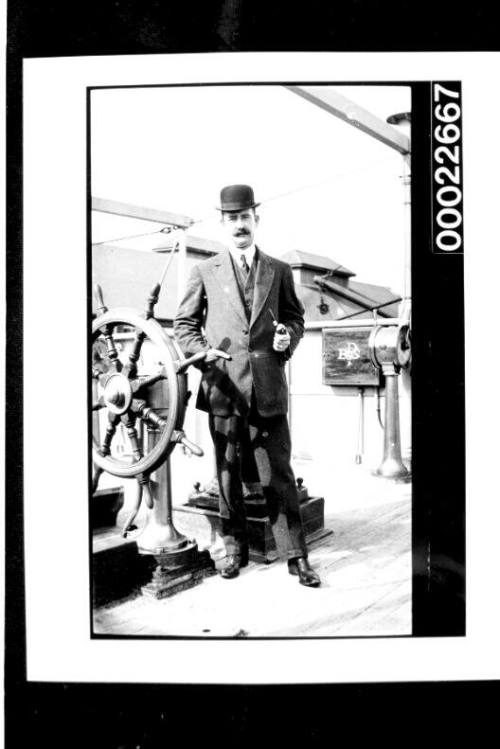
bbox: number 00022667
[432,83,464,253]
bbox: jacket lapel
[210,250,248,327]
[250,249,275,329]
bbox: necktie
[240,254,250,276]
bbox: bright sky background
[91,85,411,292]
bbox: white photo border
[23,51,499,683]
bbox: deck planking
[94,479,411,638]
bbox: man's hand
[273,327,290,353]
[204,348,232,363]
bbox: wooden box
[322,327,380,386]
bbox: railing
[305,317,402,330]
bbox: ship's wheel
[91,284,206,535]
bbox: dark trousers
[208,400,307,561]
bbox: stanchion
[376,364,409,480]
[370,325,411,481]
[355,387,365,464]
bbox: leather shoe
[288,557,321,587]
[219,554,242,579]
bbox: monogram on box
[322,327,381,386]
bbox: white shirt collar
[229,243,256,267]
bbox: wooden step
[92,527,154,607]
[91,486,124,530]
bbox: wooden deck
[93,473,411,638]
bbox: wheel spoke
[121,413,143,462]
[129,398,146,413]
[132,370,166,394]
[122,328,146,379]
[92,412,120,489]
[121,480,143,537]
[139,473,154,509]
[134,401,167,430]
[99,412,120,456]
[100,323,122,372]
[92,465,104,493]
[120,474,153,536]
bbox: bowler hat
[217,184,260,212]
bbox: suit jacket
[173,247,305,417]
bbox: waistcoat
[231,253,257,321]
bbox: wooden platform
[174,495,332,563]
[93,478,411,638]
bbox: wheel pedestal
[136,449,215,599]
[140,543,215,600]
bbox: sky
[91,84,411,293]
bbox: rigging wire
[92,228,168,246]
[91,154,397,247]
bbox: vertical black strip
[87,87,94,635]
[5,23,27,749]
[412,83,466,636]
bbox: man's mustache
[234,230,249,236]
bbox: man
[174,184,320,587]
